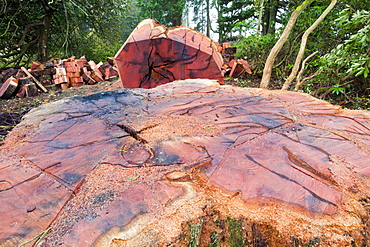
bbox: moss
[227,217,245,247]
[209,231,220,247]
[187,218,204,247]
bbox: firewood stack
[0,56,118,99]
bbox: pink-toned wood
[238,59,252,74]
[228,59,253,78]
[1,80,370,246]
[114,19,224,89]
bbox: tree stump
[0,79,370,246]
[114,19,224,89]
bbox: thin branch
[260,0,313,89]
[282,0,337,90]
[1,0,7,14]
[294,70,327,92]
[16,22,43,48]
[0,1,30,38]
[293,50,318,91]
[69,0,89,16]
[62,1,69,54]
[3,38,39,67]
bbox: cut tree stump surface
[1,79,370,246]
[114,19,224,89]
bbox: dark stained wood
[114,19,224,89]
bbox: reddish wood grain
[115,19,224,89]
[1,80,370,246]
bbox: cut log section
[0,76,18,99]
[228,59,253,78]
[114,19,224,89]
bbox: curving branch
[16,22,43,48]
[282,0,338,90]
[2,38,39,67]
[293,50,318,91]
[260,0,313,89]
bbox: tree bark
[260,0,313,89]
[267,0,277,34]
[171,0,183,26]
[282,0,338,90]
[206,0,211,37]
[257,0,265,35]
[38,9,53,62]
[262,0,277,35]
[293,50,318,91]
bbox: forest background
[0,0,369,109]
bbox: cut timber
[21,67,48,93]
[1,80,370,246]
[229,59,253,78]
[16,83,38,98]
[114,19,224,89]
[0,76,18,99]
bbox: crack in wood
[282,146,338,187]
[244,154,338,209]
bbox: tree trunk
[257,0,264,35]
[260,0,313,89]
[216,1,224,42]
[206,0,211,37]
[282,0,337,90]
[114,19,224,89]
[38,10,53,62]
[171,0,183,26]
[267,0,277,34]
[262,0,277,35]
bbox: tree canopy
[0,0,134,66]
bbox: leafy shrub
[235,34,278,73]
[318,8,370,82]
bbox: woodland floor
[0,76,369,145]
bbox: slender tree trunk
[216,0,224,42]
[171,0,183,26]
[262,3,269,35]
[206,0,211,37]
[257,0,265,35]
[267,0,277,34]
[38,10,53,62]
[282,0,337,90]
[260,0,313,89]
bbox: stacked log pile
[0,57,118,99]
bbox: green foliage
[136,0,186,26]
[235,34,278,72]
[187,218,203,247]
[319,8,370,80]
[209,231,221,247]
[0,0,135,66]
[216,0,255,42]
[227,217,245,247]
